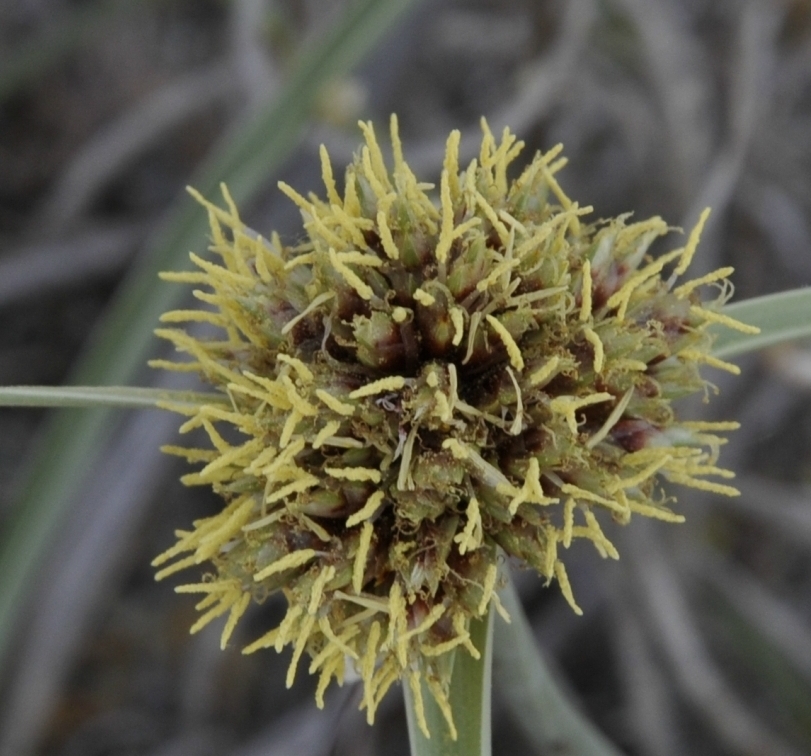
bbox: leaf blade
[0,385,224,410]
[714,289,811,358]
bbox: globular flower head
[152,117,757,738]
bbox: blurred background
[1,0,811,754]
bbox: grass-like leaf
[0,0,423,667]
[0,385,224,410]
[493,577,625,756]
[714,289,811,358]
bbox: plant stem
[405,608,493,756]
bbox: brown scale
[610,418,660,452]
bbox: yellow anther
[579,260,593,322]
[377,208,400,260]
[315,389,355,416]
[329,247,373,300]
[555,560,583,615]
[264,474,319,505]
[690,306,760,334]
[583,327,604,373]
[680,350,741,375]
[550,393,613,435]
[325,467,382,483]
[346,490,385,528]
[277,354,314,383]
[450,307,465,346]
[562,498,576,548]
[434,390,452,422]
[442,438,469,460]
[454,496,482,555]
[413,288,436,306]
[285,614,315,687]
[392,307,409,323]
[308,565,336,615]
[313,420,342,449]
[478,564,498,615]
[319,144,342,206]
[443,129,461,199]
[560,483,625,514]
[474,190,511,245]
[673,207,711,277]
[529,356,560,387]
[485,314,524,371]
[253,549,317,582]
[607,249,683,319]
[673,266,734,298]
[349,375,406,398]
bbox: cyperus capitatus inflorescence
[152,117,757,739]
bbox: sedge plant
[3,116,810,756]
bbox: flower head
[152,117,757,738]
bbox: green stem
[494,576,625,756]
[0,385,225,410]
[405,608,493,756]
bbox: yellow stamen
[579,260,593,321]
[315,388,355,416]
[346,490,385,528]
[555,560,583,615]
[308,565,336,615]
[377,206,400,260]
[485,314,524,371]
[562,498,576,548]
[277,354,314,383]
[583,327,604,373]
[220,591,251,649]
[560,483,624,514]
[529,356,560,387]
[325,467,382,483]
[413,288,436,306]
[352,521,374,593]
[550,393,613,435]
[454,496,483,554]
[450,307,465,346]
[673,207,711,277]
[435,169,455,264]
[253,549,317,582]
[673,266,734,298]
[313,420,342,449]
[329,247,373,300]
[349,375,406,398]
[478,564,498,615]
[319,144,342,206]
[285,614,315,687]
[680,349,741,375]
[690,306,760,334]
